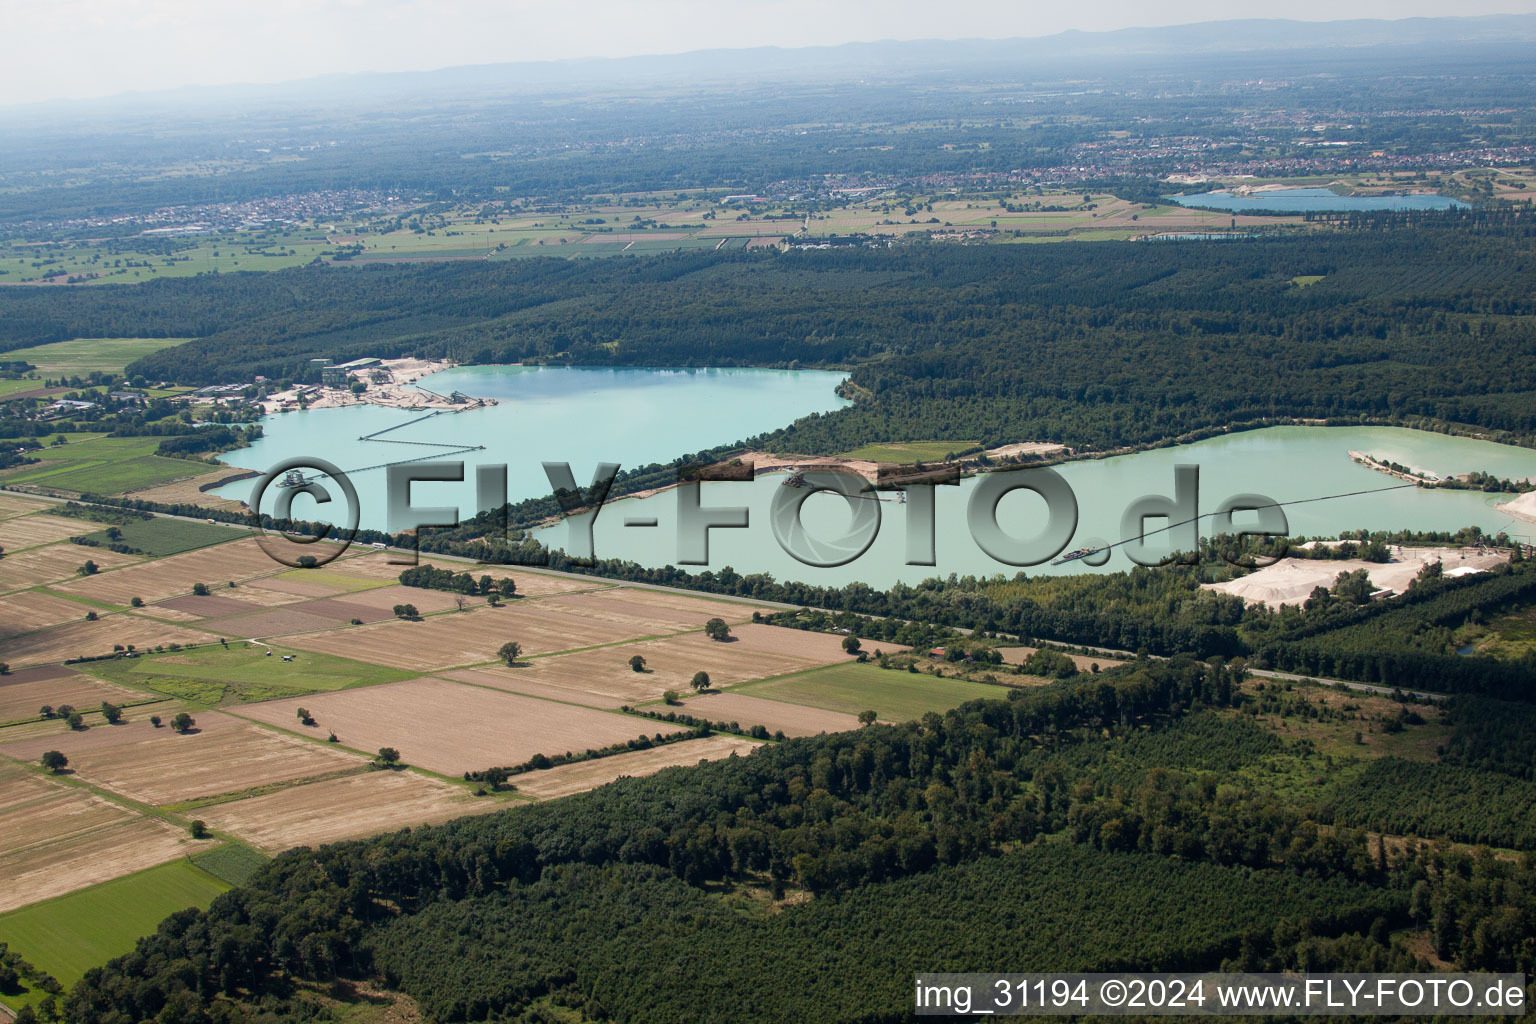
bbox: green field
[836,440,979,463]
[737,663,1005,721]
[85,642,415,705]
[0,436,204,494]
[1,338,193,376]
[80,517,246,557]
[0,379,62,399]
[190,844,270,887]
[0,860,228,1011]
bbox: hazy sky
[6,0,1536,106]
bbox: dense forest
[56,660,1536,1023]
[4,214,1536,455]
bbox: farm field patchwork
[0,337,193,375]
[0,493,50,519]
[451,622,879,707]
[0,613,214,671]
[0,436,208,494]
[0,666,143,724]
[675,691,862,736]
[0,760,212,913]
[328,552,601,597]
[196,769,504,853]
[736,663,1008,721]
[123,469,250,511]
[0,542,140,593]
[0,711,366,805]
[511,734,761,799]
[84,642,415,705]
[233,676,688,774]
[54,537,283,604]
[74,517,247,557]
[0,513,94,550]
[0,859,228,1011]
[276,593,713,670]
[0,590,97,638]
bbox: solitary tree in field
[857,710,878,726]
[130,596,144,607]
[66,712,85,731]
[100,702,122,724]
[375,747,401,767]
[149,715,162,728]
[84,610,98,621]
[662,689,681,705]
[841,635,862,655]
[453,595,470,612]
[296,707,314,726]
[498,641,522,666]
[690,671,711,692]
[40,750,67,773]
[191,582,209,596]
[77,560,99,576]
[629,655,647,673]
[171,712,195,734]
[703,617,731,642]
[189,820,209,839]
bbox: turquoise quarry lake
[217,368,1536,589]
[215,364,850,516]
[1168,188,1469,213]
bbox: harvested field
[0,514,92,550]
[158,594,254,617]
[329,552,600,596]
[0,590,93,638]
[0,711,364,804]
[512,735,760,799]
[448,623,886,708]
[279,601,657,670]
[54,538,282,605]
[247,575,364,598]
[334,585,469,615]
[197,769,502,853]
[0,666,141,723]
[738,663,1006,722]
[0,493,49,519]
[678,692,861,737]
[195,607,346,639]
[537,587,756,633]
[0,761,210,912]
[126,470,249,511]
[997,646,1128,672]
[0,543,139,593]
[235,676,687,774]
[0,615,214,671]
[294,597,396,623]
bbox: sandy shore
[1205,545,1508,609]
[260,358,491,414]
[1496,490,1536,524]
